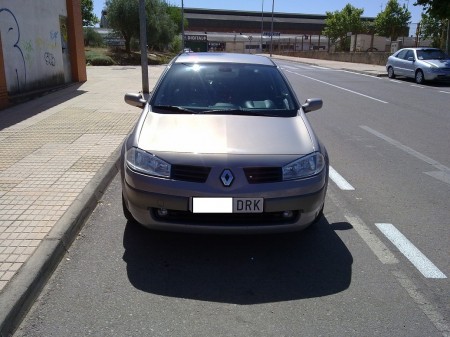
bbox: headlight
[429,68,443,73]
[282,152,325,180]
[126,147,171,178]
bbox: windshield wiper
[152,105,196,114]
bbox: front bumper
[122,165,327,233]
[424,69,450,81]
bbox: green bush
[83,27,105,47]
[88,55,115,66]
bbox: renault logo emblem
[220,169,234,187]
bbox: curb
[269,55,387,77]
[0,147,122,337]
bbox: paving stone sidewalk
[0,65,164,336]
[0,56,386,336]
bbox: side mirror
[124,93,147,108]
[408,57,415,62]
[302,98,323,113]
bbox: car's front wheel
[415,69,425,84]
[387,66,395,79]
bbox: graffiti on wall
[44,52,56,66]
[0,8,27,92]
[50,30,59,47]
[0,7,66,93]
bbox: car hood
[421,59,450,68]
[137,112,315,155]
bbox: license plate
[192,197,263,213]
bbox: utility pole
[446,19,450,55]
[270,0,274,57]
[260,0,264,53]
[139,0,149,94]
[181,0,185,50]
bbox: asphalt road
[14,61,450,336]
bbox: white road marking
[310,65,330,70]
[344,215,398,265]
[360,125,450,185]
[282,65,301,70]
[439,91,450,94]
[392,270,450,335]
[424,170,450,184]
[327,190,398,265]
[340,70,383,79]
[285,70,389,104]
[329,166,355,190]
[411,84,425,88]
[328,189,449,334]
[376,223,447,279]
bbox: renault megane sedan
[121,52,329,233]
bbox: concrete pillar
[66,0,87,82]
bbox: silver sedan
[121,52,328,233]
[386,47,450,84]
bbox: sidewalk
[0,56,386,336]
[268,54,387,77]
[0,65,165,336]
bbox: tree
[375,0,411,41]
[419,12,448,48]
[415,0,450,53]
[146,0,177,50]
[84,27,104,46]
[81,0,99,26]
[105,0,139,52]
[414,0,450,20]
[167,5,188,34]
[105,0,181,53]
[322,4,365,51]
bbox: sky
[93,0,424,26]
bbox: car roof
[174,52,276,66]
[400,47,442,51]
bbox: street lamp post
[270,0,274,57]
[181,0,185,50]
[139,0,149,94]
[260,0,264,53]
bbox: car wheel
[122,194,137,223]
[387,66,395,79]
[415,69,425,84]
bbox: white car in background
[386,47,450,84]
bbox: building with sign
[184,8,329,35]
[184,34,208,52]
[183,8,376,54]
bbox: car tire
[387,66,395,79]
[415,69,425,84]
[122,194,137,223]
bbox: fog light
[157,208,168,217]
[282,211,294,218]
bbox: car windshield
[150,62,299,117]
[416,49,447,60]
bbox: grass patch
[85,47,175,66]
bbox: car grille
[151,209,299,226]
[244,167,282,183]
[171,165,211,183]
